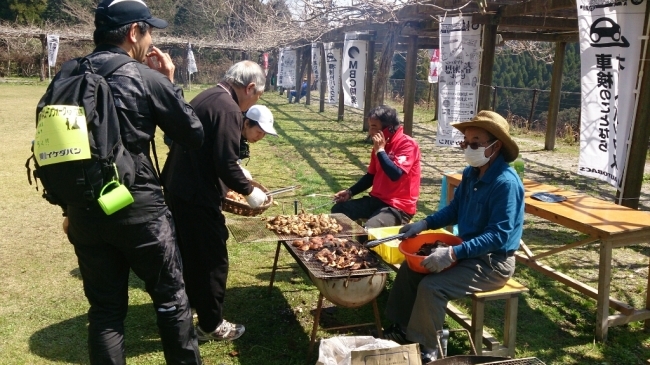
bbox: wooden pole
[545,42,567,151]
[427,83,432,110]
[477,20,498,111]
[528,89,538,128]
[306,46,313,105]
[338,70,345,121]
[320,43,326,113]
[294,47,301,103]
[619,4,650,209]
[403,35,418,137]
[39,34,46,82]
[434,82,439,120]
[362,33,376,132]
[372,24,403,109]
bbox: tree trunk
[372,23,403,108]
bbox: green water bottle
[513,154,525,181]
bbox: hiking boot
[196,320,245,342]
[420,348,439,364]
[382,323,410,344]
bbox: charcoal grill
[257,213,390,356]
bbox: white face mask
[464,141,497,167]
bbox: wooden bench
[387,264,527,358]
[445,278,528,358]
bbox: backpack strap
[95,54,136,78]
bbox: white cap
[245,105,277,137]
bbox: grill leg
[308,293,325,357]
[268,241,282,294]
[372,298,383,338]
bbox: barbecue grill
[245,213,392,355]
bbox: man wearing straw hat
[383,110,525,362]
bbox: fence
[387,80,582,140]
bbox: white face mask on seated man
[463,140,497,167]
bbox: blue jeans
[67,209,201,365]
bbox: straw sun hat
[451,110,519,163]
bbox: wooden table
[444,172,650,341]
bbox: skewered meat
[264,213,343,237]
[309,237,378,271]
[226,190,248,204]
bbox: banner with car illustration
[324,43,341,104]
[278,48,296,89]
[435,15,482,148]
[577,0,647,187]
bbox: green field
[1,82,649,364]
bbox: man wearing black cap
[63,0,203,363]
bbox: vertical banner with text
[435,16,482,147]
[187,43,197,75]
[47,34,60,67]
[279,48,296,89]
[324,43,341,104]
[311,43,321,89]
[577,0,647,187]
[342,35,367,110]
[428,48,441,83]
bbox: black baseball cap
[95,0,168,31]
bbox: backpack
[26,54,137,210]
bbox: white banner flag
[342,35,367,110]
[324,43,341,104]
[311,43,321,89]
[279,48,296,89]
[436,16,482,147]
[428,49,441,83]
[577,0,647,187]
[47,34,60,67]
[187,43,197,74]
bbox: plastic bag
[316,336,401,365]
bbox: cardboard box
[350,343,422,365]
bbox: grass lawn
[1,82,649,364]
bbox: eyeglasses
[459,140,496,150]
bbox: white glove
[245,187,267,208]
[420,246,455,273]
[240,165,253,180]
[399,220,428,238]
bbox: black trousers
[67,209,201,365]
[167,194,229,333]
[331,195,413,228]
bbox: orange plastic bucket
[398,233,462,274]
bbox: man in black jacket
[162,61,271,342]
[63,0,204,364]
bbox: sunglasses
[459,140,496,150]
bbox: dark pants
[67,209,201,365]
[385,254,515,349]
[331,195,413,228]
[167,194,229,333]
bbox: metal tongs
[364,233,405,248]
[265,185,301,197]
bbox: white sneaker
[196,319,245,342]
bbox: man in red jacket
[332,105,421,228]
